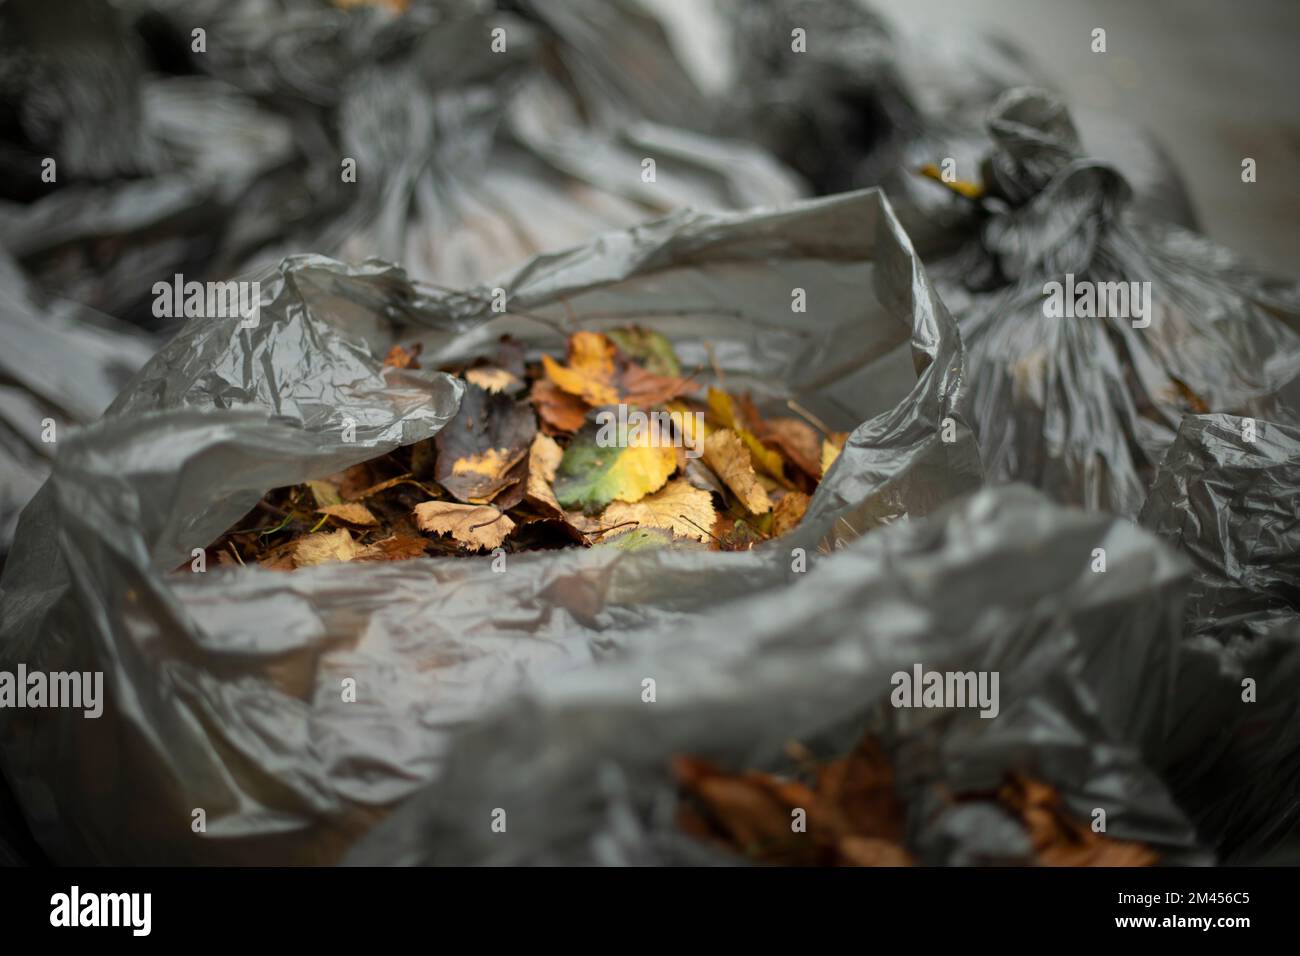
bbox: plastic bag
[0,188,981,864]
[347,483,1205,865]
[713,0,1198,253]
[928,88,1300,517]
[1138,414,1300,861]
[0,254,154,560]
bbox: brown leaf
[599,479,717,543]
[383,343,421,369]
[761,417,823,479]
[525,433,564,514]
[704,429,772,514]
[771,491,809,537]
[995,775,1158,867]
[292,528,373,568]
[530,379,589,434]
[358,534,430,562]
[413,501,515,551]
[434,382,537,503]
[317,503,378,527]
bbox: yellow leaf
[292,528,372,567]
[704,429,772,514]
[542,331,620,406]
[821,432,848,476]
[706,387,787,484]
[601,479,717,543]
[554,422,677,513]
[413,501,516,551]
[317,503,379,526]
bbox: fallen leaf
[307,479,344,508]
[600,479,717,543]
[544,331,692,408]
[821,432,848,476]
[317,503,378,526]
[525,433,564,514]
[553,420,677,514]
[383,342,421,369]
[704,429,771,514]
[761,417,823,479]
[292,529,372,568]
[771,491,809,537]
[675,733,915,866]
[707,387,787,483]
[995,775,1158,867]
[607,327,682,376]
[466,367,524,394]
[531,379,589,434]
[435,382,537,503]
[359,534,430,561]
[542,331,620,406]
[414,501,515,551]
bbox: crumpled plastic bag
[346,483,1205,866]
[1138,414,1300,862]
[0,188,982,864]
[0,254,154,560]
[714,0,1199,252]
[928,88,1300,517]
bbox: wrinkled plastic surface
[929,88,1300,517]
[716,0,1198,252]
[347,483,1204,865]
[0,189,985,864]
[1139,415,1300,861]
[0,254,154,557]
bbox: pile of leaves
[199,329,848,571]
[674,733,1159,867]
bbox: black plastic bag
[1139,414,1300,861]
[0,189,981,864]
[929,88,1300,517]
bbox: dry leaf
[360,534,430,561]
[414,501,515,551]
[383,343,421,368]
[704,429,771,514]
[466,367,524,394]
[544,331,691,408]
[292,528,372,568]
[761,417,822,479]
[771,491,809,537]
[317,503,378,526]
[821,432,848,476]
[600,479,716,543]
[434,382,537,503]
[525,433,564,514]
[531,379,589,433]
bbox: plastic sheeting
[1138,414,1300,861]
[0,189,985,864]
[929,88,1300,517]
[348,483,1204,866]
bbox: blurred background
[653,0,1300,275]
